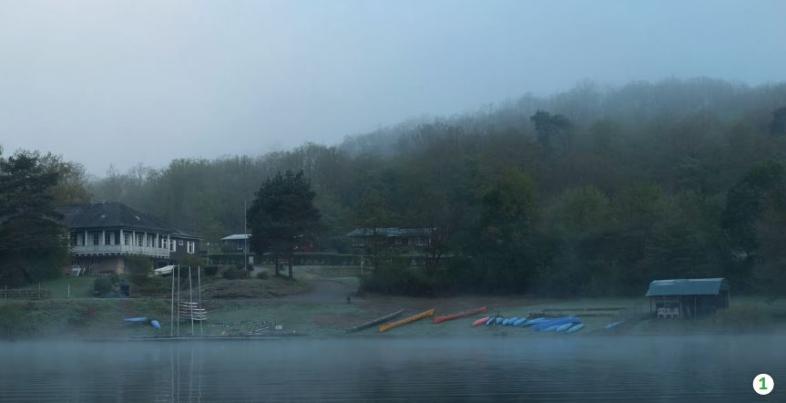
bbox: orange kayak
[433,306,488,324]
[379,309,435,333]
[472,316,490,327]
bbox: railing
[70,244,170,258]
[0,287,51,300]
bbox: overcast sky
[1,0,785,176]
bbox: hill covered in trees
[85,78,786,296]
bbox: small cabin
[646,278,730,319]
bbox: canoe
[346,309,404,333]
[433,306,487,324]
[472,316,490,327]
[495,317,504,325]
[485,317,495,326]
[379,309,435,333]
[605,320,624,330]
[513,318,528,327]
[566,323,584,333]
[554,323,573,332]
[524,317,547,326]
[123,317,148,323]
[533,317,580,331]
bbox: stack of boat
[472,315,584,333]
[343,306,585,334]
[178,301,208,322]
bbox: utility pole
[244,200,248,271]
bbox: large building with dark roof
[58,202,201,274]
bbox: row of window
[69,231,196,254]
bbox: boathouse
[645,278,730,319]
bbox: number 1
[759,377,768,390]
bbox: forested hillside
[87,78,786,296]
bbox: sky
[1,0,785,176]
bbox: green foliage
[79,79,786,296]
[248,170,321,279]
[0,150,73,287]
[93,277,115,296]
[204,266,219,276]
[222,267,249,280]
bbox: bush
[204,266,219,276]
[360,264,436,296]
[93,277,114,296]
[128,274,170,297]
[222,268,249,280]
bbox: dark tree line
[83,78,786,296]
[0,149,89,287]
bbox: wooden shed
[646,278,730,319]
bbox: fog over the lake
[1,0,785,175]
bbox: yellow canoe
[379,308,435,333]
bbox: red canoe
[472,316,490,327]
[433,306,488,324]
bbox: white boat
[154,265,175,276]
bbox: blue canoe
[533,317,580,331]
[513,318,528,327]
[566,323,584,333]
[123,317,148,323]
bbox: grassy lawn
[38,276,95,298]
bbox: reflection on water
[0,335,783,402]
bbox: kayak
[532,317,580,331]
[346,309,404,333]
[379,309,435,333]
[513,318,528,327]
[150,320,161,329]
[485,317,495,326]
[566,323,584,333]
[433,306,487,324]
[524,317,548,326]
[472,316,490,327]
[554,323,573,332]
[123,317,148,323]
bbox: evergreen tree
[247,170,321,279]
[0,151,70,286]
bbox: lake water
[0,335,783,402]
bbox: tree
[0,151,70,287]
[247,171,321,279]
[770,107,786,136]
[530,110,572,154]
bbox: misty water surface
[1,335,783,402]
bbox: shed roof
[645,278,728,297]
[346,227,433,238]
[221,234,251,241]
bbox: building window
[92,232,100,246]
[187,241,195,254]
[104,232,111,245]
